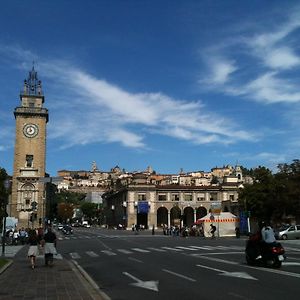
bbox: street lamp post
[238,184,251,234]
[122,201,127,229]
[2,179,10,257]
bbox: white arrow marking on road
[123,272,159,292]
[196,264,257,280]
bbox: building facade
[103,179,240,229]
[10,67,48,227]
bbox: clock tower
[11,67,49,228]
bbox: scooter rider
[260,221,276,258]
[261,221,276,243]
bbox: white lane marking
[117,249,133,254]
[175,246,199,251]
[198,254,300,279]
[131,248,150,253]
[283,262,300,266]
[86,251,99,257]
[123,272,159,292]
[191,252,243,257]
[101,250,117,256]
[70,252,81,259]
[147,247,167,252]
[189,246,214,250]
[192,254,241,263]
[162,269,196,282]
[54,254,63,260]
[128,257,143,263]
[161,247,182,252]
[215,246,231,250]
[196,264,257,280]
[285,247,300,252]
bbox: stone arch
[183,206,194,227]
[170,205,181,226]
[157,206,168,227]
[196,206,207,220]
[20,183,36,211]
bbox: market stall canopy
[195,212,239,237]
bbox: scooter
[245,239,285,268]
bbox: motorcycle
[245,238,285,268]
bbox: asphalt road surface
[56,227,300,300]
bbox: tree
[276,160,300,222]
[80,202,98,220]
[57,203,74,222]
[238,166,276,221]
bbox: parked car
[57,223,64,230]
[277,225,300,240]
[82,221,91,228]
[62,225,73,235]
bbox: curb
[69,259,111,300]
[0,259,13,275]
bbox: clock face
[23,123,39,138]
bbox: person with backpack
[210,224,217,239]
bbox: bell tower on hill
[10,67,49,228]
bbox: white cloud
[38,62,256,149]
[0,44,257,151]
[245,72,300,103]
[201,58,237,85]
[265,47,300,70]
[199,8,300,104]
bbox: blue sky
[1,0,300,176]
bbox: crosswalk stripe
[117,249,133,254]
[175,246,199,251]
[101,250,117,256]
[131,248,151,253]
[70,252,81,259]
[189,246,214,250]
[161,247,182,251]
[286,247,300,252]
[215,246,231,250]
[147,247,167,252]
[86,251,99,257]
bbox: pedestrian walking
[210,224,217,239]
[12,229,19,245]
[43,227,57,267]
[19,227,27,245]
[235,226,240,238]
[27,229,39,269]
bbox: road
[56,227,300,300]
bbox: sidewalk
[0,246,107,300]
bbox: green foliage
[80,202,98,219]
[57,202,74,222]
[239,161,300,222]
[54,190,86,205]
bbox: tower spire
[22,63,43,96]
